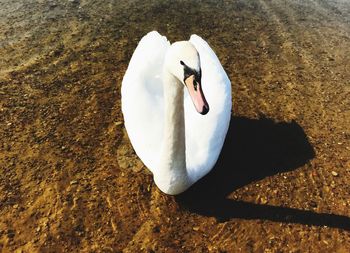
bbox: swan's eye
[181,60,201,86]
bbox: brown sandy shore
[0,0,350,252]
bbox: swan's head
[165,41,209,115]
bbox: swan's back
[121,31,231,183]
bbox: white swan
[121,31,231,195]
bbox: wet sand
[0,0,350,252]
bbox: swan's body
[121,31,231,195]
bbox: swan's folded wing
[121,31,170,170]
[186,35,232,182]
[122,31,170,95]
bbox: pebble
[7,230,15,238]
[309,201,317,208]
[331,181,336,188]
[152,226,160,233]
[192,226,200,231]
[260,197,268,204]
[70,180,78,185]
[331,171,338,177]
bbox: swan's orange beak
[185,75,209,115]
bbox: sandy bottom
[0,0,350,252]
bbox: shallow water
[0,0,350,252]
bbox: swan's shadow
[176,116,350,231]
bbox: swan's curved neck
[154,69,191,195]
